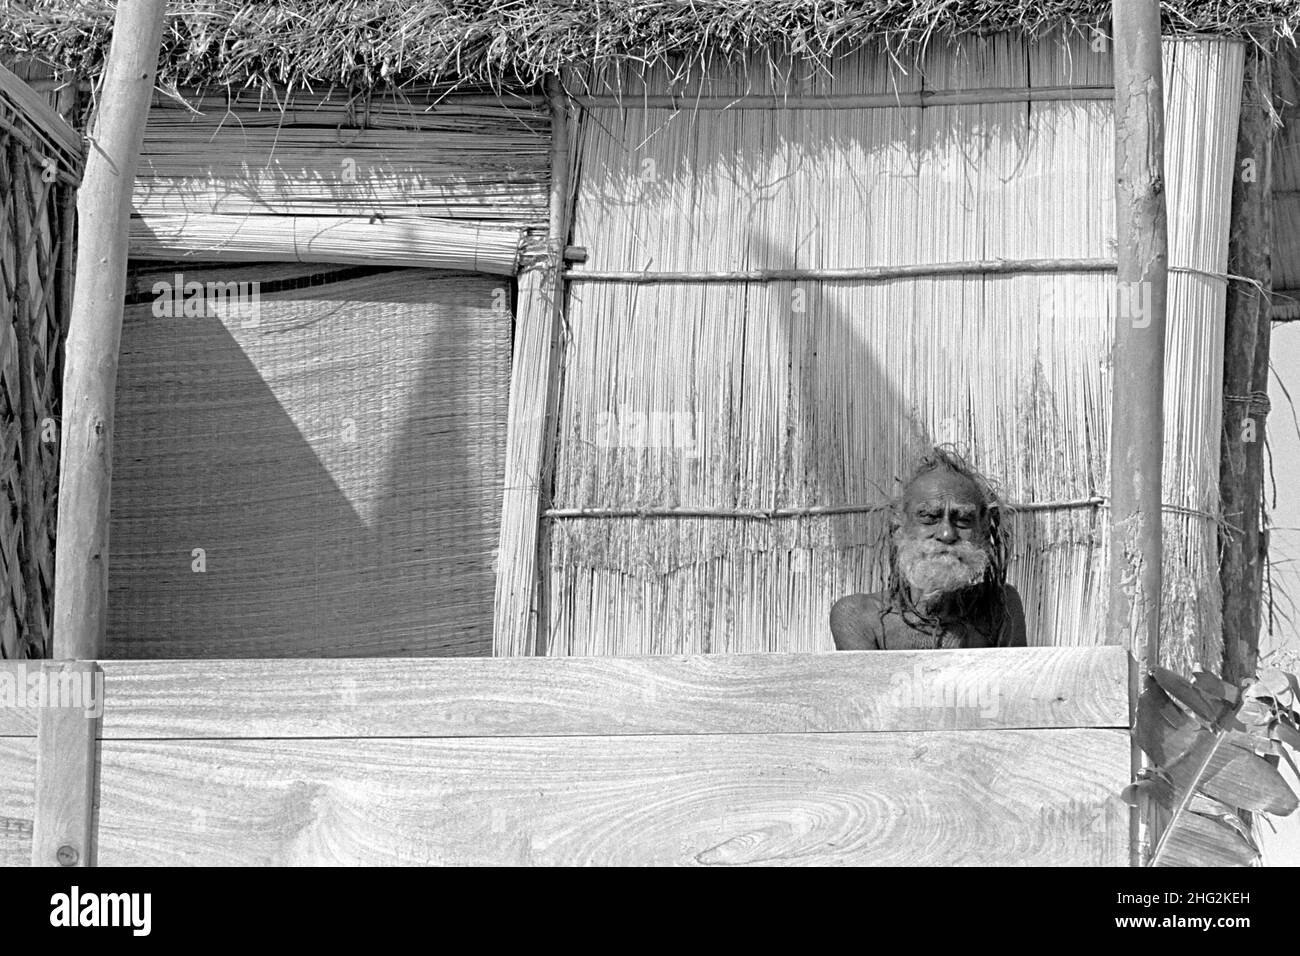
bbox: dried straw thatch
[2,1,1294,95]
[545,32,1240,674]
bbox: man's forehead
[903,469,986,507]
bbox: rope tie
[1224,391,1271,417]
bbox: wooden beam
[87,729,1130,865]
[0,739,37,867]
[492,77,574,657]
[1,648,1131,866]
[30,661,100,867]
[51,0,166,659]
[0,646,1129,740]
[1219,46,1274,685]
[1107,2,1168,671]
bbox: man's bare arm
[830,593,883,650]
[1000,584,1027,647]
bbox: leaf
[1271,720,1300,751]
[1151,667,1223,723]
[1243,680,1275,703]
[1135,681,1204,767]
[1186,793,1257,846]
[1193,672,1238,705]
[1238,699,1274,726]
[1252,738,1281,757]
[1154,811,1258,867]
[1260,668,1293,697]
[1165,732,1299,815]
[1122,774,1175,810]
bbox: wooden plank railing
[0,646,1132,866]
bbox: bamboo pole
[52,0,167,660]
[492,76,574,657]
[1108,1,1168,668]
[570,86,1115,110]
[1109,1,1169,869]
[1219,46,1274,685]
[543,498,1108,521]
[567,258,1117,283]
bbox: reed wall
[129,88,550,274]
[544,33,1241,672]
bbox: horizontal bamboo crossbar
[540,497,1224,522]
[0,647,1129,739]
[566,257,1117,283]
[331,86,1118,112]
[571,86,1115,110]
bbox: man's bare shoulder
[829,592,886,650]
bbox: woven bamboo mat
[108,266,509,657]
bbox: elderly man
[830,448,1027,650]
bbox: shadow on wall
[108,265,505,658]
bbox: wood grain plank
[92,729,1130,866]
[92,647,1128,739]
[0,662,41,736]
[0,738,37,866]
[32,662,101,867]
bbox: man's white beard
[894,534,991,612]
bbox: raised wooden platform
[0,646,1132,865]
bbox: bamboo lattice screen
[0,62,79,660]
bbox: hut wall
[545,33,1241,670]
[108,265,510,658]
[0,63,79,660]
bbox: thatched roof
[4,1,1297,95]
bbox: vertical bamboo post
[52,0,166,660]
[492,76,573,656]
[1219,47,1273,686]
[1109,0,1169,868]
[1108,1,1168,668]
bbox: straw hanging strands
[129,88,550,269]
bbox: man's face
[899,469,990,549]
[893,468,993,608]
